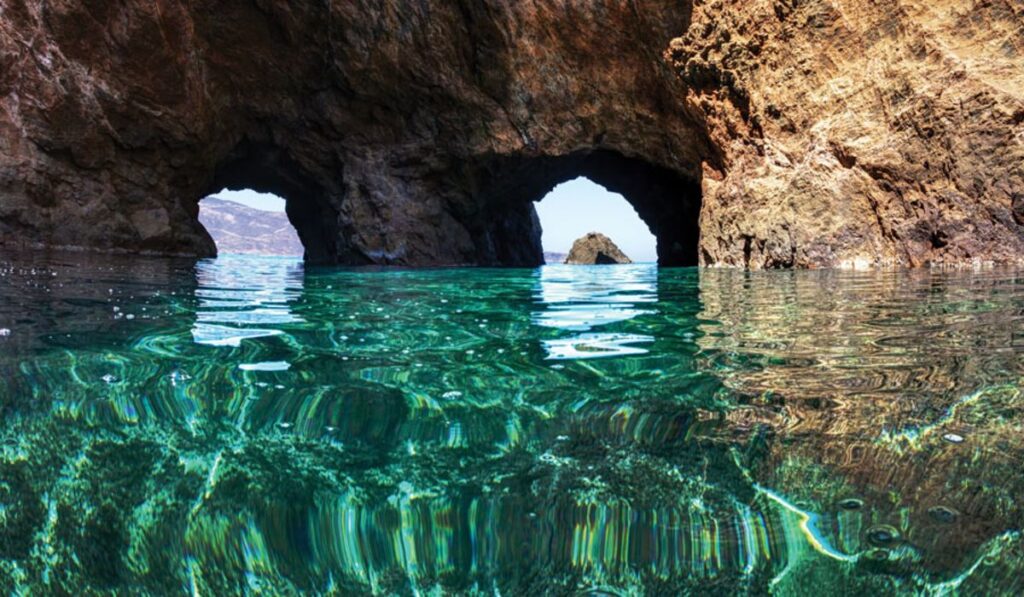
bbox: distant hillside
[198,197,303,256]
[543,252,567,264]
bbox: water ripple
[0,254,1022,594]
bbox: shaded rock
[1012,193,1024,227]
[564,233,632,265]
[0,1,700,266]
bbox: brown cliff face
[668,0,1024,268]
[0,1,1021,268]
[564,232,632,264]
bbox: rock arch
[1,0,1021,268]
[470,150,702,266]
[0,0,711,267]
[203,138,339,262]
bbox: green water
[0,253,1022,595]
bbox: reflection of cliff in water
[694,268,1024,584]
[0,251,201,419]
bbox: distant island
[543,252,567,264]
[198,198,303,256]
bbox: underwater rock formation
[564,232,632,265]
[0,1,1021,267]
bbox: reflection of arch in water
[38,255,309,429]
[2,254,206,426]
[533,264,658,360]
[191,255,305,348]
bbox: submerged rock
[564,233,632,265]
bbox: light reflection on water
[192,256,304,347]
[0,254,1022,594]
[534,264,657,359]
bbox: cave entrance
[198,189,303,257]
[534,178,657,264]
[479,150,702,267]
[198,139,340,262]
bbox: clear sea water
[0,253,1022,595]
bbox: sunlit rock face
[667,0,1024,267]
[0,1,1021,267]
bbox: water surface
[0,254,1022,595]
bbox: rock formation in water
[564,232,632,265]
[198,197,303,256]
[0,1,1021,267]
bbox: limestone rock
[0,1,1021,268]
[564,233,632,265]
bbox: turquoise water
[0,253,1022,595]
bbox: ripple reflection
[534,264,657,359]
[0,254,1022,594]
[191,256,304,348]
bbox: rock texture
[564,232,632,265]
[668,0,1024,268]
[198,197,303,256]
[0,1,1021,268]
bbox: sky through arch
[534,177,657,263]
[210,182,658,262]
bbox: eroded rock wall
[0,0,704,265]
[669,0,1024,267]
[0,0,1021,267]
